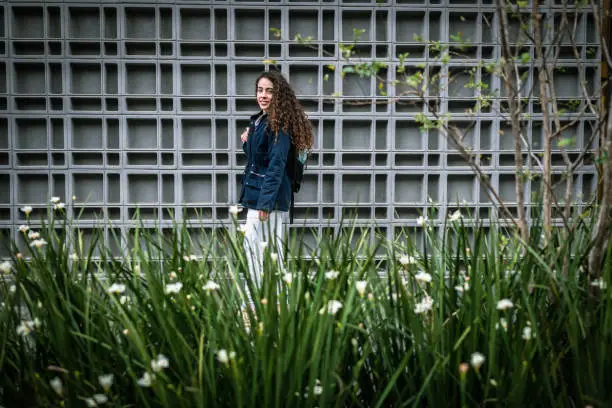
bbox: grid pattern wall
[0,1,601,256]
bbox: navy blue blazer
[239,112,292,212]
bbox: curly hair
[255,71,314,152]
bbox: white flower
[495,317,508,332]
[98,374,114,391]
[50,376,63,396]
[415,271,432,283]
[454,282,470,293]
[21,206,33,215]
[27,230,40,240]
[85,398,97,407]
[496,298,514,310]
[16,318,41,336]
[282,273,293,286]
[18,225,29,233]
[313,381,323,395]
[355,280,367,297]
[107,283,126,294]
[591,278,607,290]
[53,202,65,210]
[9,284,16,293]
[164,282,183,295]
[470,352,485,369]
[416,215,429,227]
[151,354,170,372]
[69,252,79,262]
[93,394,109,405]
[325,270,340,280]
[319,300,343,315]
[259,241,268,250]
[50,196,61,204]
[449,210,462,222]
[0,260,12,274]
[137,372,154,387]
[229,205,243,215]
[522,326,534,340]
[399,255,417,266]
[183,254,198,262]
[30,239,48,249]
[270,252,279,262]
[414,296,434,314]
[217,349,229,364]
[237,224,247,234]
[168,271,177,280]
[202,280,220,292]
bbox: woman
[238,71,313,292]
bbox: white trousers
[243,209,287,292]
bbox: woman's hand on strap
[258,210,269,221]
[240,127,249,143]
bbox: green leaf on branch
[520,52,531,64]
[558,137,576,148]
[269,27,282,39]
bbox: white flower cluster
[319,300,343,316]
[414,296,434,314]
[216,349,237,364]
[17,318,42,337]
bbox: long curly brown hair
[255,71,313,152]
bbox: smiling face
[256,77,274,112]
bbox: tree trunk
[497,0,529,242]
[532,2,553,237]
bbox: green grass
[0,207,610,407]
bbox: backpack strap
[289,191,295,224]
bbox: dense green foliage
[0,207,610,407]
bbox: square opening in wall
[395,121,424,150]
[342,11,371,41]
[69,8,100,39]
[13,7,44,38]
[71,63,101,94]
[449,13,477,44]
[181,65,211,95]
[234,10,265,41]
[182,174,212,203]
[181,119,212,149]
[72,118,102,149]
[73,173,104,203]
[16,118,46,149]
[289,66,319,96]
[448,68,475,98]
[395,174,423,203]
[18,174,48,204]
[342,120,371,149]
[447,174,475,204]
[14,63,45,94]
[180,9,211,40]
[289,10,318,40]
[396,11,425,42]
[342,69,371,97]
[127,174,158,204]
[126,64,156,94]
[127,118,157,149]
[125,8,155,39]
[342,174,371,204]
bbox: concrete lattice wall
[0,1,601,256]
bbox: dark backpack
[286,144,308,223]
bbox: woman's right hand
[240,127,249,143]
